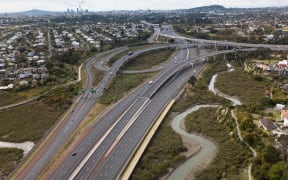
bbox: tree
[188,76,197,85]
[262,146,280,164]
[268,161,287,180]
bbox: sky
[0,0,288,13]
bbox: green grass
[215,69,269,104]
[250,59,279,64]
[0,101,62,143]
[185,107,251,179]
[120,48,175,71]
[0,83,81,143]
[172,58,230,112]
[0,83,81,178]
[91,67,105,87]
[131,115,187,180]
[107,44,157,66]
[0,148,23,178]
[0,94,27,107]
[0,86,50,107]
[99,73,157,105]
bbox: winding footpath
[169,63,257,180]
[209,64,257,180]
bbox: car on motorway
[109,72,114,75]
[148,80,153,85]
[127,51,134,55]
[72,152,77,156]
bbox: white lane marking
[68,99,141,180]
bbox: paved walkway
[209,64,257,180]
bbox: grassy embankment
[107,44,158,67]
[98,73,157,105]
[120,48,175,71]
[100,47,174,105]
[215,63,269,104]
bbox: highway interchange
[14,24,288,180]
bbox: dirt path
[0,141,34,156]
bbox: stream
[168,64,243,179]
[168,105,218,180]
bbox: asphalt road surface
[15,24,265,180]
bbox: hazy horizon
[0,0,288,13]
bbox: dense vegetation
[0,148,23,178]
[46,50,83,84]
[235,107,288,180]
[0,83,81,143]
[185,107,251,179]
[172,56,230,112]
[131,116,187,180]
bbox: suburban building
[259,118,277,131]
[281,108,288,127]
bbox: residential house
[281,108,288,127]
[278,60,288,69]
[259,118,277,131]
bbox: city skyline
[0,0,288,13]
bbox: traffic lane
[50,83,151,179]
[106,45,180,74]
[53,51,201,179]
[148,27,160,43]
[106,64,203,180]
[93,64,201,179]
[48,45,184,179]
[97,64,201,179]
[19,45,168,179]
[22,94,98,180]
[21,48,128,179]
[95,47,128,71]
[142,62,187,98]
[121,48,196,74]
[55,57,184,177]
[141,48,188,97]
[73,98,150,180]
[160,34,288,50]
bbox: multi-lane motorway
[50,41,196,180]
[14,41,187,179]
[14,23,288,180]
